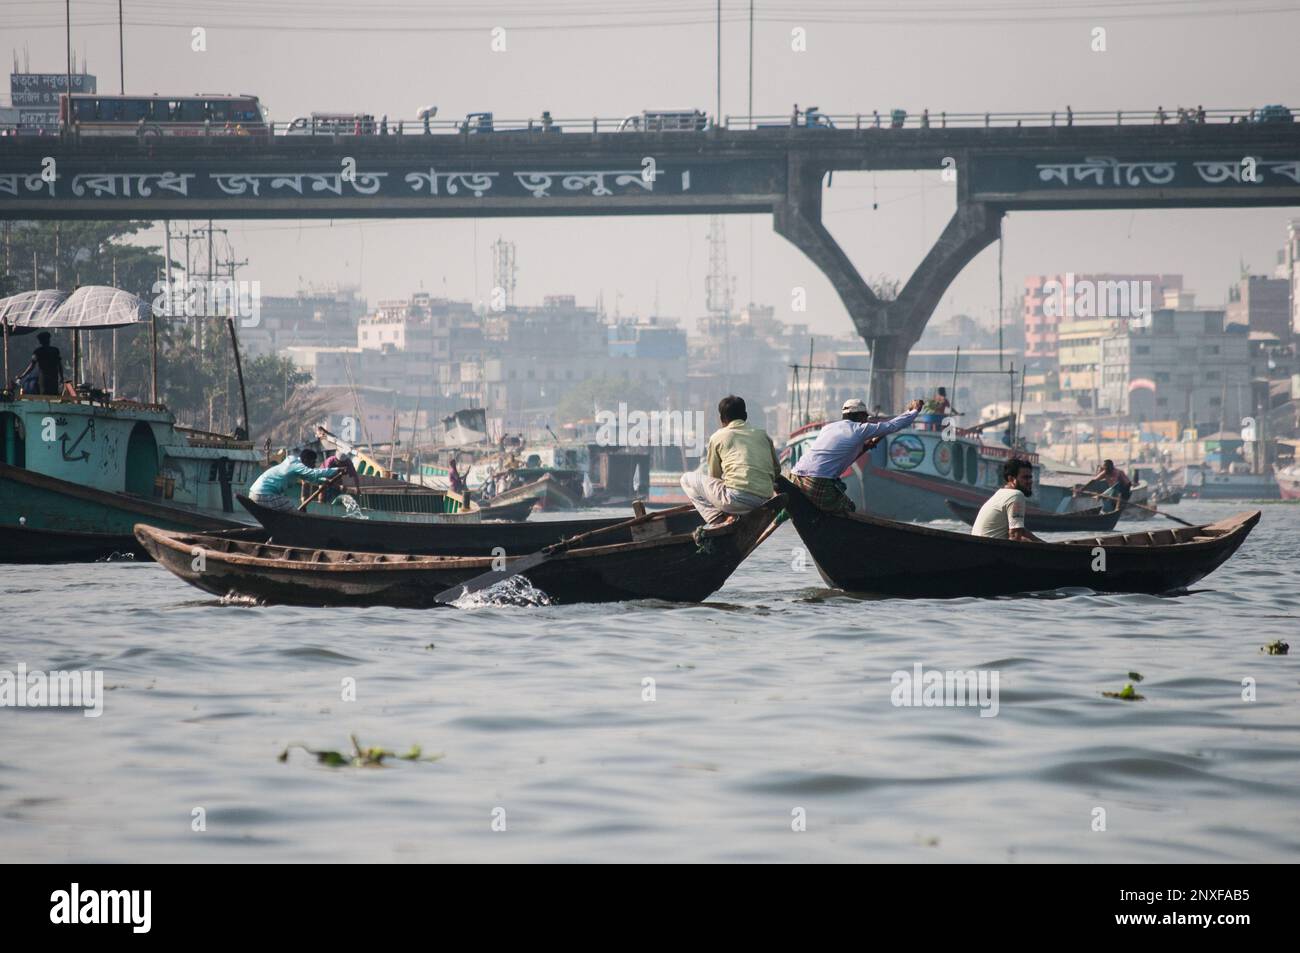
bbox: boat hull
[237,493,702,556]
[488,473,582,511]
[779,477,1258,598]
[1,461,250,563]
[135,500,780,607]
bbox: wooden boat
[778,477,1258,598]
[133,498,783,607]
[944,499,1121,533]
[486,470,584,511]
[237,493,702,556]
[472,496,537,522]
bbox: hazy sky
[8,0,1300,338]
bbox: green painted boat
[1,286,263,562]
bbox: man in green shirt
[680,395,780,525]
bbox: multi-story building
[240,288,367,358]
[1276,219,1300,337]
[1097,303,1251,428]
[1024,273,1183,361]
[481,295,609,427]
[1226,275,1290,339]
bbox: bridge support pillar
[774,164,1003,413]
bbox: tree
[2,220,332,442]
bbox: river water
[3,500,1297,863]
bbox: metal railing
[1,106,1292,140]
[724,107,1284,130]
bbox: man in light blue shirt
[249,449,340,511]
[789,398,923,511]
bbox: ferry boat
[1,286,263,562]
[1174,463,1280,500]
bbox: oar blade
[433,550,551,605]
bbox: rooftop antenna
[706,215,735,391]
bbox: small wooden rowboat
[944,499,1122,533]
[237,493,704,556]
[133,498,782,607]
[778,477,1258,598]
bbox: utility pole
[65,1,72,104]
[717,0,728,123]
[118,0,125,93]
[747,0,754,129]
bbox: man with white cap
[788,397,924,512]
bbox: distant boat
[1175,463,1280,500]
[1277,463,1300,501]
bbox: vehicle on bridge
[618,110,708,132]
[283,113,377,135]
[1252,104,1294,123]
[60,93,269,137]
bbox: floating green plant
[279,734,444,768]
[1261,640,1290,656]
[1102,683,1145,701]
[1127,671,1144,682]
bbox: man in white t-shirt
[971,458,1043,542]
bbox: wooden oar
[432,504,695,605]
[1070,487,1195,527]
[298,474,343,512]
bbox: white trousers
[679,470,767,524]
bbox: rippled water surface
[3,501,1298,862]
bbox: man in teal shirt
[249,449,339,511]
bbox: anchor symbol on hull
[59,419,94,462]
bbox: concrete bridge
[5,108,1300,407]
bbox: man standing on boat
[918,386,958,431]
[789,398,924,512]
[680,395,780,525]
[972,458,1042,542]
[248,449,340,512]
[16,332,64,396]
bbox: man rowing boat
[788,397,924,512]
[971,458,1042,542]
[248,449,340,512]
[680,395,780,526]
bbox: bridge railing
[724,107,1276,130]
[1,106,1291,140]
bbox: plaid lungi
[789,474,855,513]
